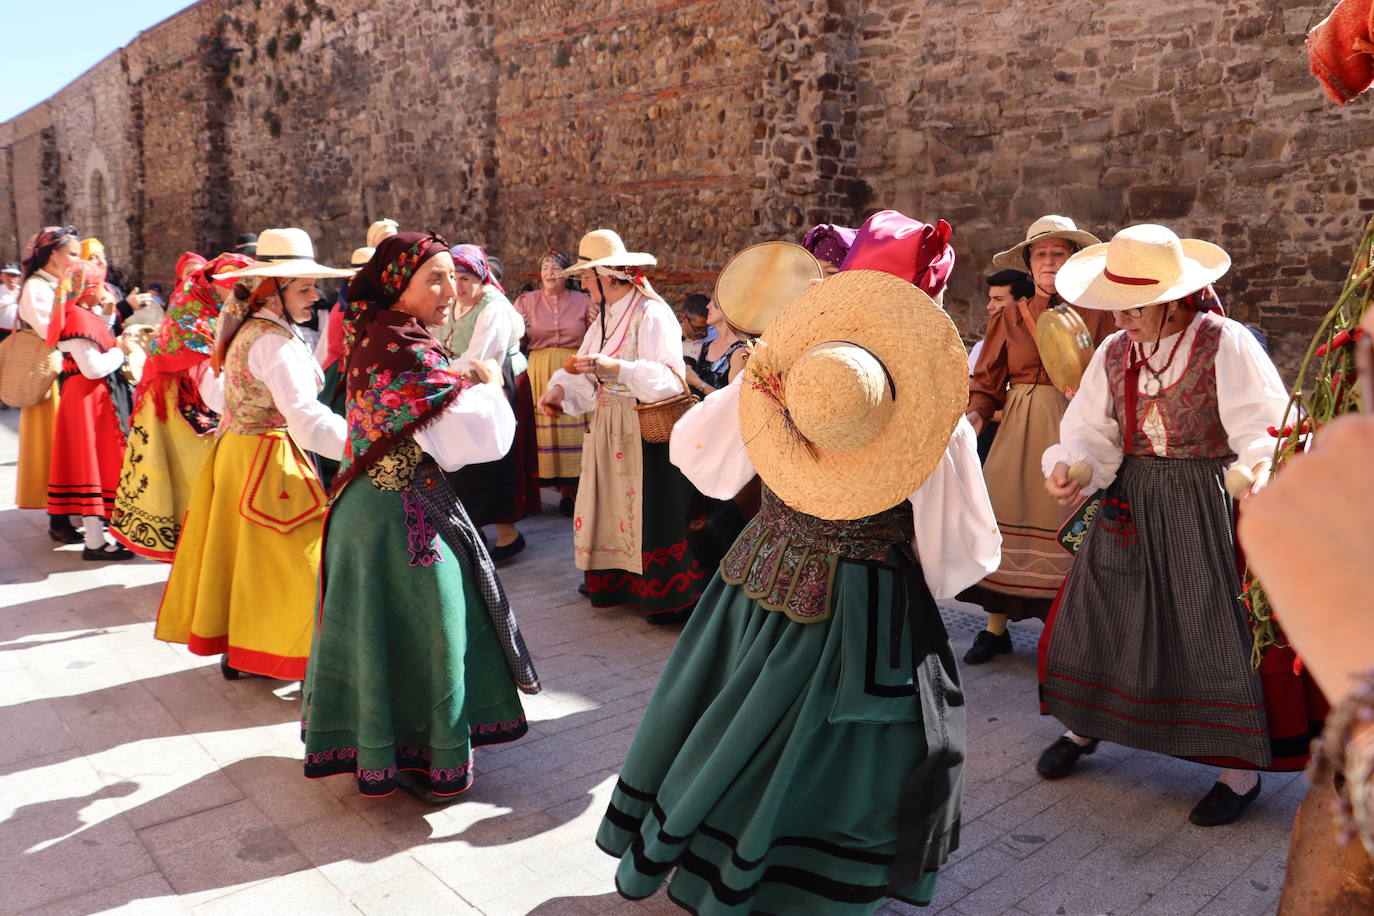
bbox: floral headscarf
[450,244,505,294]
[333,232,471,495]
[46,260,109,348]
[20,226,78,282]
[175,251,208,285]
[152,252,253,363]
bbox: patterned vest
[223,317,297,434]
[1105,310,1234,461]
[598,295,645,401]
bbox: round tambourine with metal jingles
[713,241,824,339]
[120,325,158,386]
[1034,303,1095,396]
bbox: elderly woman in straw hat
[959,215,1118,665]
[108,251,253,561]
[538,230,707,622]
[302,232,537,801]
[155,228,351,680]
[1034,224,1324,826]
[597,212,1001,913]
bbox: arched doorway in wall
[86,170,109,243]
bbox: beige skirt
[573,393,643,573]
[978,382,1074,600]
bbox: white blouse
[57,338,125,380]
[449,290,526,375]
[545,290,686,416]
[412,383,516,471]
[1041,311,1289,493]
[245,312,347,460]
[668,376,1002,599]
[18,273,57,334]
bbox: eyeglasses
[1120,307,1147,319]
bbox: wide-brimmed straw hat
[1054,224,1231,311]
[991,215,1101,270]
[350,246,375,268]
[214,228,353,280]
[739,269,968,521]
[713,241,823,338]
[561,229,657,276]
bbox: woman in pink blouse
[512,250,597,516]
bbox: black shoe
[49,526,84,545]
[395,770,451,806]
[558,496,575,518]
[1036,736,1100,779]
[489,532,526,562]
[963,629,1013,664]
[220,655,241,680]
[1188,778,1261,827]
[578,582,590,598]
[82,544,134,561]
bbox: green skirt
[302,477,528,797]
[596,555,964,914]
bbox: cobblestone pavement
[0,410,1300,915]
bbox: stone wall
[1,0,1371,377]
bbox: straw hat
[350,246,375,268]
[739,269,968,520]
[991,215,1101,270]
[366,219,398,249]
[214,228,353,280]
[713,241,823,338]
[561,229,657,275]
[1054,224,1231,311]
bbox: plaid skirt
[1042,455,1271,766]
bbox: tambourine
[1035,303,1094,396]
[120,325,156,386]
[713,241,823,339]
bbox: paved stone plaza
[0,410,1301,916]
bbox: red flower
[380,390,404,408]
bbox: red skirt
[48,374,127,518]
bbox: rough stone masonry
[1,0,1371,377]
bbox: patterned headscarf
[20,226,78,282]
[46,260,108,348]
[79,237,106,263]
[175,251,208,285]
[450,244,505,294]
[802,224,857,269]
[153,252,253,363]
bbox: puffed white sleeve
[1216,320,1288,471]
[669,375,755,497]
[546,324,599,416]
[907,417,1002,598]
[18,279,54,334]
[196,362,225,414]
[313,309,331,365]
[57,339,125,379]
[617,299,687,403]
[1040,335,1125,492]
[452,302,514,371]
[248,334,347,460]
[412,384,516,471]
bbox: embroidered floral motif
[150,253,254,358]
[224,319,302,434]
[720,487,913,623]
[400,489,444,567]
[368,438,425,491]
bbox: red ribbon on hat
[1104,268,1160,286]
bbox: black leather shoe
[490,533,526,562]
[1189,778,1261,827]
[82,544,134,561]
[1036,736,1100,779]
[963,629,1013,664]
[578,582,590,598]
[49,520,83,544]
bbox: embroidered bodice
[720,486,915,623]
[224,317,294,434]
[1105,310,1234,461]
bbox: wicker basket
[0,327,61,408]
[635,365,698,443]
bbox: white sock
[82,517,106,551]
[1218,768,1259,795]
[1064,730,1094,747]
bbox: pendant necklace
[1136,326,1187,396]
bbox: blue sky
[0,0,195,122]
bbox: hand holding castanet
[1045,460,1092,506]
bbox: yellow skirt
[155,431,327,679]
[16,384,59,510]
[527,346,587,483]
[110,388,217,561]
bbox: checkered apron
[1042,455,1270,766]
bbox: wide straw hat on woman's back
[739,269,968,520]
